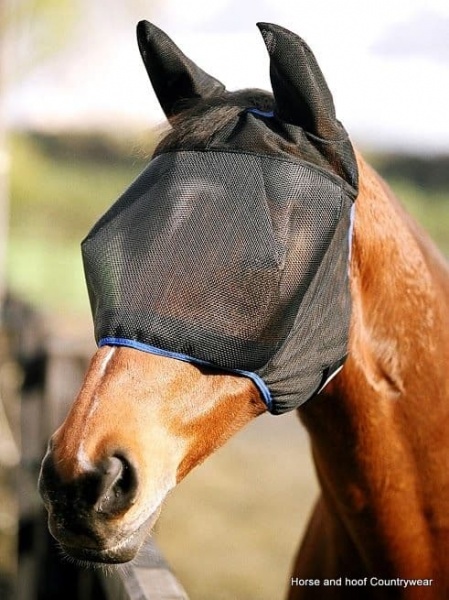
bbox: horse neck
[297,153,449,585]
[348,153,449,401]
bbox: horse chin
[54,506,162,566]
[59,540,142,565]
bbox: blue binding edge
[99,337,273,411]
[246,107,274,118]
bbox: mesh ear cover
[137,20,226,120]
[82,22,358,414]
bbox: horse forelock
[155,88,274,153]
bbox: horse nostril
[94,454,138,516]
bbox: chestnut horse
[39,22,449,599]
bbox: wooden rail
[100,538,188,600]
[8,297,189,600]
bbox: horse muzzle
[38,447,156,564]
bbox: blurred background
[0,1,448,599]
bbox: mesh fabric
[83,148,353,414]
[82,20,359,415]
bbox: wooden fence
[3,296,189,600]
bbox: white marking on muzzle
[76,347,116,472]
[99,346,116,376]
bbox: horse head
[39,347,264,563]
[39,22,358,564]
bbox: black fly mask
[82,22,358,414]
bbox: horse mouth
[52,506,162,565]
[59,534,142,564]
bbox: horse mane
[156,88,274,152]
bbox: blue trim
[246,108,275,118]
[98,337,273,411]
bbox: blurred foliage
[2,0,83,84]
[373,153,449,192]
[370,153,449,256]
[7,131,155,313]
[7,132,449,316]
[3,0,159,84]
[9,132,153,241]
[383,178,449,255]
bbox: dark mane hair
[156,88,274,152]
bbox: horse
[38,21,449,599]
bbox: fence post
[100,538,189,600]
